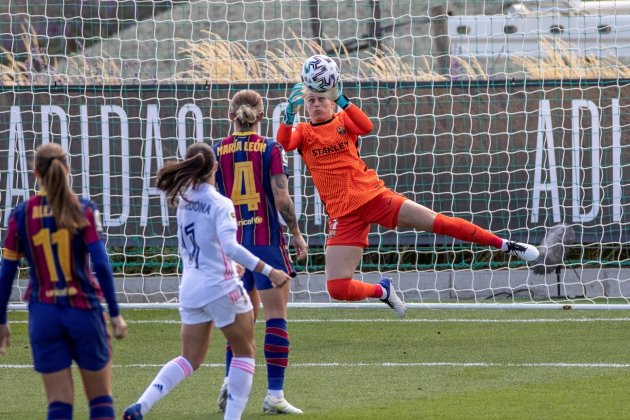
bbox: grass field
[1,307,629,419]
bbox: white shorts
[179,285,253,328]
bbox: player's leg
[258,284,302,415]
[324,205,406,311]
[219,291,256,420]
[218,276,259,412]
[397,199,539,261]
[79,363,115,420]
[123,308,212,420]
[326,245,383,300]
[326,244,406,317]
[41,369,75,420]
[65,305,115,420]
[29,303,75,419]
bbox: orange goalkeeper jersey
[277,104,385,219]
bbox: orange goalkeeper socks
[326,278,383,301]
[432,213,504,249]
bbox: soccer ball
[300,55,340,93]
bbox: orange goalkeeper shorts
[326,188,407,248]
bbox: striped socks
[264,318,290,394]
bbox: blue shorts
[28,303,111,373]
[241,245,296,292]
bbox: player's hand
[235,263,246,277]
[0,323,10,356]
[110,315,127,340]
[283,82,304,125]
[269,268,292,288]
[293,234,308,261]
[314,84,350,109]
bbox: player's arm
[84,204,127,339]
[0,258,19,356]
[318,84,373,135]
[216,201,292,287]
[277,83,305,151]
[340,104,374,135]
[0,210,22,355]
[271,173,308,261]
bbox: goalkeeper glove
[283,82,304,125]
[315,83,350,109]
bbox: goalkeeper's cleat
[217,378,228,413]
[262,395,304,415]
[504,241,540,262]
[379,277,406,318]
[122,403,143,420]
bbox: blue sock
[48,401,72,420]
[264,318,289,391]
[89,395,114,419]
[225,342,233,377]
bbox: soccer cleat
[122,403,143,420]
[217,379,228,412]
[379,277,406,318]
[262,395,304,415]
[504,241,540,262]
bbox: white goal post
[1,1,630,310]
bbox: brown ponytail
[34,143,88,234]
[156,142,216,206]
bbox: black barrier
[0,82,628,247]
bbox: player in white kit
[123,142,292,420]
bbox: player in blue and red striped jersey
[213,89,308,415]
[0,142,127,420]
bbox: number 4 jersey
[213,132,290,247]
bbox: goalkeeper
[276,83,540,317]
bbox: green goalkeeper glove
[283,82,304,125]
[316,83,350,109]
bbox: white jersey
[176,183,258,308]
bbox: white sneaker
[379,277,406,318]
[217,379,228,412]
[504,241,540,262]
[262,395,303,415]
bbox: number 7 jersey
[213,132,289,247]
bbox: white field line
[8,317,630,324]
[2,362,630,369]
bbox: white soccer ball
[300,55,340,93]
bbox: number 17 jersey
[213,132,289,247]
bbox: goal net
[1,1,629,309]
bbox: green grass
[1,308,629,419]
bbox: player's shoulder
[79,197,98,210]
[8,200,28,222]
[213,189,234,208]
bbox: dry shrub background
[2,28,630,85]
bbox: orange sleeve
[276,123,303,152]
[341,104,373,136]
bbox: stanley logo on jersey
[311,140,349,157]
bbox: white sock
[268,389,284,399]
[380,285,387,299]
[224,357,255,420]
[500,240,509,252]
[138,355,193,415]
